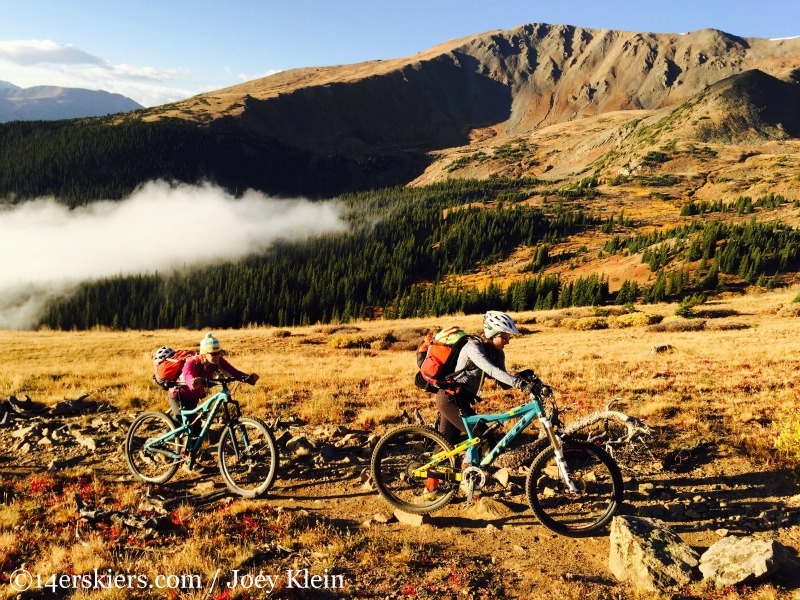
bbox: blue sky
[1,0,799,107]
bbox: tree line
[39,180,612,329]
[606,217,800,304]
[0,117,421,205]
[30,178,800,330]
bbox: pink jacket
[170,355,248,402]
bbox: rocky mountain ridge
[3,23,799,204]
[126,23,800,199]
[150,25,800,149]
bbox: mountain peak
[0,80,22,93]
[693,69,800,141]
[0,82,143,122]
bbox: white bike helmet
[483,310,519,338]
[154,346,176,364]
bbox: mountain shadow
[695,69,800,142]
[235,53,512,155]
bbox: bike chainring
[461,466,487,491]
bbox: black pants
[435,389,501,464]
[168,392,201,437]
[435,388,475,445]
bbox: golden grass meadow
[3,288,800,599]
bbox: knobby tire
[370,424,457,514]
[125,411,181,484]
[217,417,278,498]
[525,438,623,537]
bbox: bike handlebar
[205,375,254,386]
[519,372,553,399]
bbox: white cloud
[0,181,348,329]
[0,39,285,107]
[0,39,103,66]
[0,39,198,106]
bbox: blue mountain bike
[370,378,624,537]
[124,376,278,498]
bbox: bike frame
[144,380,242,460]
[412,393,577,491]
[463,397,549,466]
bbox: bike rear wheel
[218,417,278,498]
[125,411,181,484]
[525,438,623,537]
[370,425,457,514]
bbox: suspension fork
[539,417,580,494]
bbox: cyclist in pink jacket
[167,332,259,423]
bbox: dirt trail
[4,404,800,598]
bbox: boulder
[609,516,699,591]
[699,536,784,587]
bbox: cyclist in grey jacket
[435,311,530,451]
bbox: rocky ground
[4,394,800,598]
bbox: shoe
[420,489,444,502]
[420,476,443,502]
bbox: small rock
[699,536,784,587]
[638,482,656,496]
[193,481,218,493]
[493,468,510,488]
[75,436,97,451]
[394,509,430,527]
[286,435,315,456]
[637,504,669,519]
[11,425,39,439]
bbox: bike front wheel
[218,417,278,498]
[525,438,623,537]
[125,411,181,484]
[370,425,457,514]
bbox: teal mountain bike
[124,376,278,498]
[370,377,624,537]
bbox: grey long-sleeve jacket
[451,338,525,397]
